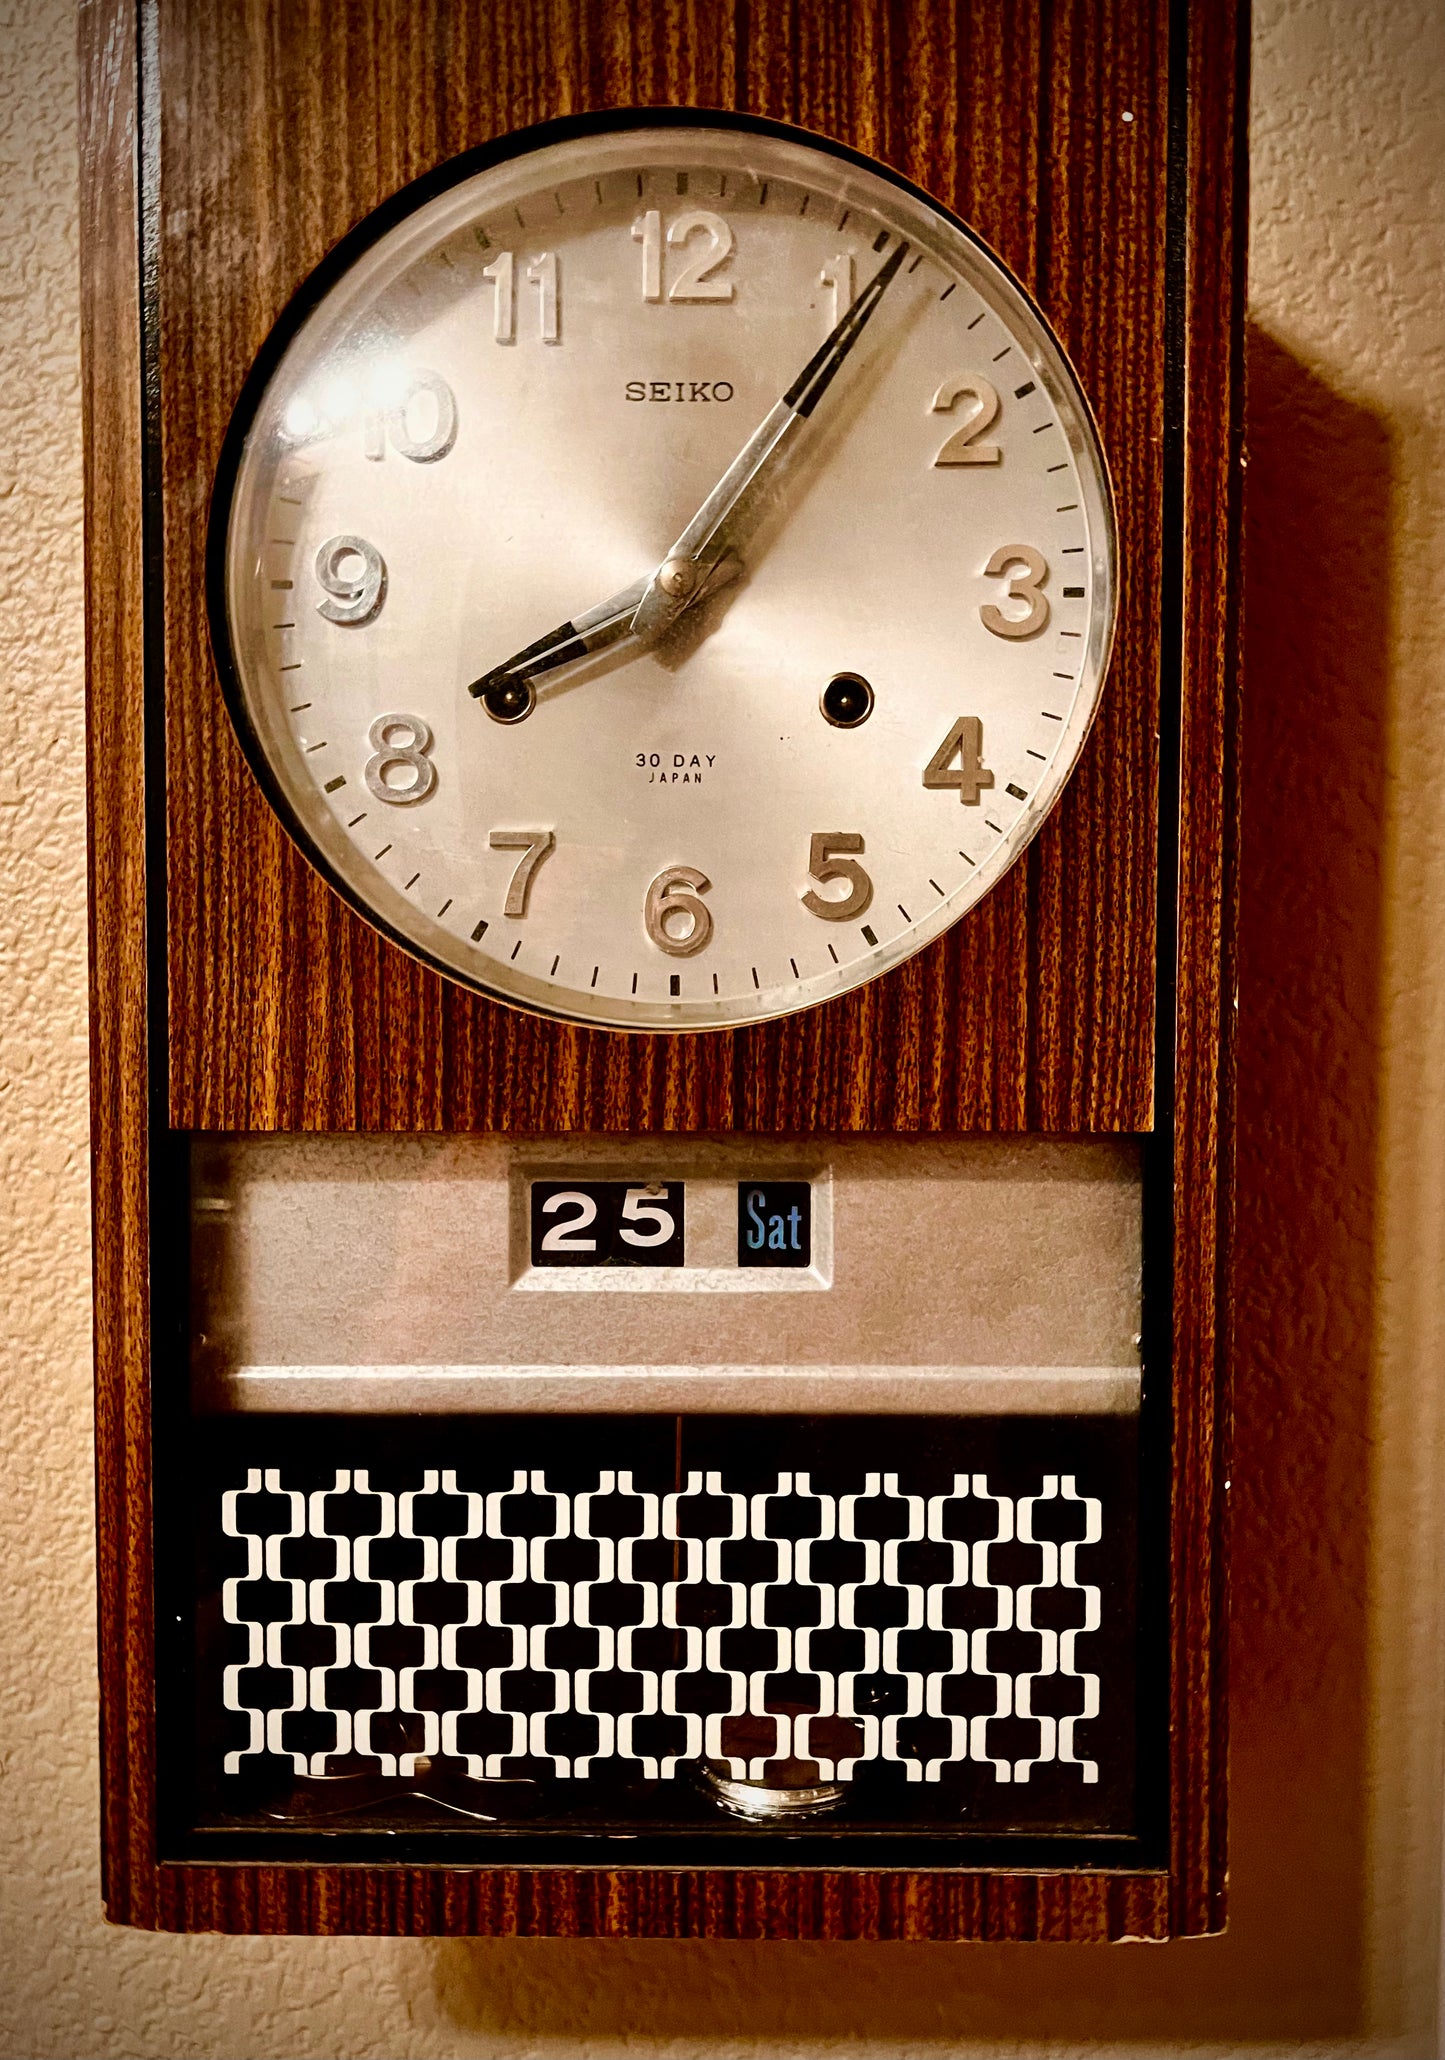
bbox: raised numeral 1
[820,254,855,329]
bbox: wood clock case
[82,0,1243,1941]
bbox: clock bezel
[205,104,1119,1034]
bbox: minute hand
[629,238,911,643]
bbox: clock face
[212,114,1116,1031]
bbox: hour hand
[468,576,649,722]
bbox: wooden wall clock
[82,0,1242,1941]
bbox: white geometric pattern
[220,1466,1104,1785]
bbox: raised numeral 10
[923,718,994,804]
[362,370,457,463]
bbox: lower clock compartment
[164,1411,1147,1861]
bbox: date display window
[737,1181,812,1268]
[530,1180,685,1268]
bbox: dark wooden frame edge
[82,0,1242,1940]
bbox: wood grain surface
[158,0,1161,1135]
[84,0,1241,1940]
[79,0,159,1941]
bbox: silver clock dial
[215,118,1116,1031]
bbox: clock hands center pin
[468,236,909,721]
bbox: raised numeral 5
[802,832,873,920]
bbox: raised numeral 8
[364,713,436,805]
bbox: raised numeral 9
[802,832,873,920]
[314,535,386,625]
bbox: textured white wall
[2,1,1443,2054]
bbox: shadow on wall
[424,325,1386,2048]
